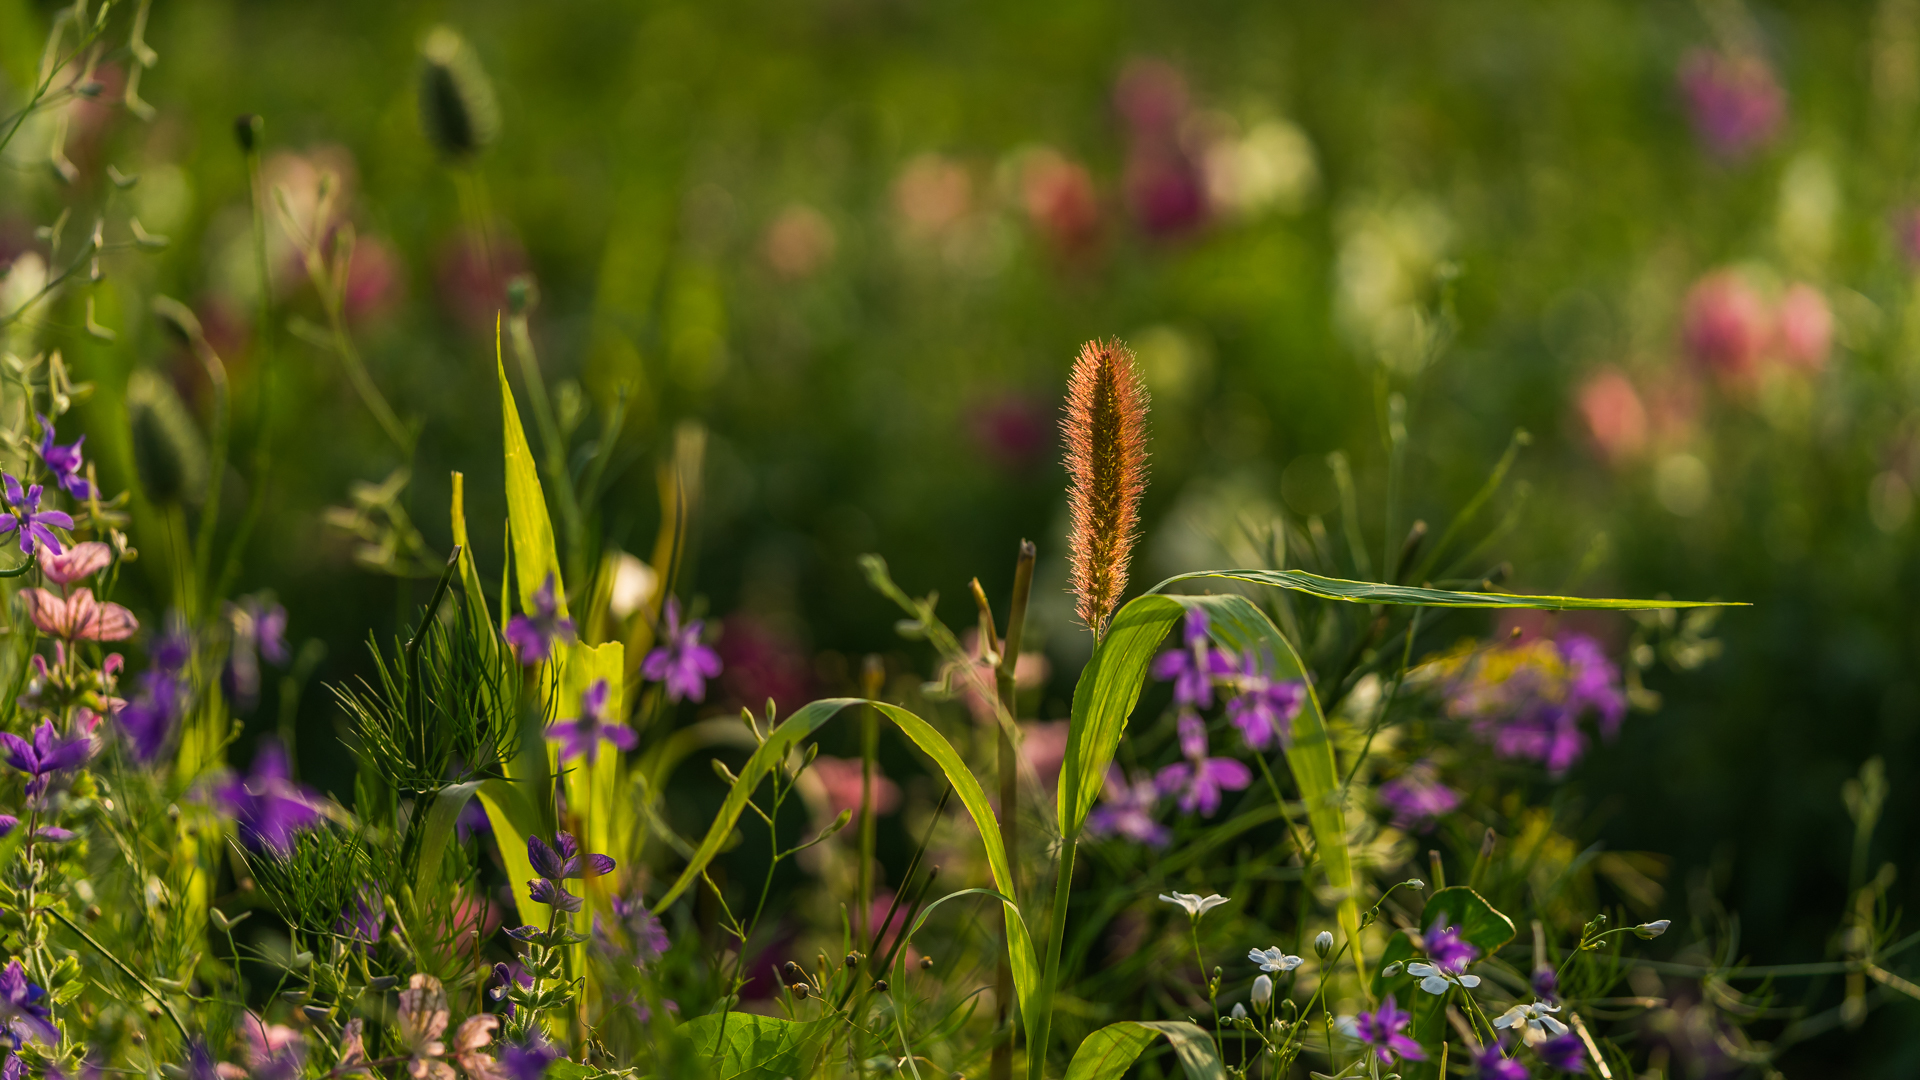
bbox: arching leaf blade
[1155,568,1741,610]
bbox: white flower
[1248,946,1304,973]
[1313,930,1334,957]
[1251,974,1273,1009]
[1493,1001,1568,1044]
[1634,920,1671,939]
[1405,961,1481,996]
[1158,892,1230,920]
[1230,1002,1248,1020]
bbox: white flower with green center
[1493,1000,1568,1044]
[1405,961,1481,995]
[1158,891,1230,920]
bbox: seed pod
[872,979,889,994]
[234,114,262,154]
[418,26,499,160]
[845,951,861,968]
[918,956,934,971]
[126,370,208,506]
[790,982,810,1000]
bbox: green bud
[126,370,208,506]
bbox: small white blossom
[1405,961,1480,995]
[1493,1001,1568,1044]
[1230,1002,1248,1020]
[1158,892,1230,920]
[1251,974,1273,1009]
[1248,946,1304,973]
[1634,920,1671,939]
[1313,931,1334,957]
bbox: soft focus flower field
[1,0,1919,1076]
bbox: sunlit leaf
[676,1012,832,1080]
[1063,1020,1226,1080]
[1154,568,1741,610]
[1420,885,1516,955]
[498,328,567,619]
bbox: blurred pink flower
[944,629,1050,723]
[1114,59,1189,138]
[719,614,811,714]
[763,204,837,279]
[1019,149,1101,257]
[1776,282,1832,371]
[809,755,901,821]
[1678,49,1785,160]
[1681,271,1771,383]
[39,541,111,586]
[1124,147,1207,238]
[894,154,972,238]
[1019,720,1070,789]
[434,230,527,333]
[18,588,136,641]
[343,234,404,323]
[968,393,1051,470]
[1577,368,1649,463]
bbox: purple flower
[549,679,636,763]
[36,416,91,501]
[455,797,490,842]
[489,962,535,1016]
[504,573,576,665]
[1679,49,1785,160]
[598,894,670,968]
[1351,995,1424,1063]
[335,887,384,952]
[184,1039,220,1080]
[1150,609,1234,709]
[2,1054,22,1080]
[1476,1044,1529,1080]
[118,674,183,764]
[1494,704,1587,777]
[213,741,323,852]
[0,721,92,799]
[0,816,74,843]
[640,599,722,703]
[1424,920,1480,975]
[1532,966,1560,1003]
[222,596,290,713]
[0,961,56,1048]
[528,877,583,913]
[1378,762,1461,831]
[1561,635,1626,739]
[1085,766,1171,847]
[499,1039,559,1080]
[1154,712,1251,816]
[527,831,616,880]
[1537,1031,1588,1072]
[0,475,72,556]
[1222,649,1304,751]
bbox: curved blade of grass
[412,779,486,911]
[477,775,548,931]
[1063,1020,1225,1080]
[497,323,568,618]
[449,471,494,631]
[651,698,1040,1052]
[1153,568,1741,610]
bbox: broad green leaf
[1063,1020,1226,1080]
[1055,593,1367,975]
[498,334,568,619]
[1420,885,1516,955]
[651,699,1041,1057]
[677,1012,832,1080]
[1154,568,1741,610]
[411,780,485,914]
[449,471,494,632]
[554,641,625,957]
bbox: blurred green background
[5,0,1919,1068]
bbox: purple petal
[584,853,616,877]
[526,835,566,880]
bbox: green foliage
[678,1012,833,1079]
[1155,569,1738,610]
[1062,1021,1226,1080]
[1420,886,1516,955]
[244,827,375,939]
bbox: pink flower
[893,154,972,238]
[342,234,404,323]
[1681,271,1771,382]
[17,587,137,641]
[1678,49,1785,160]
[809,755,900,822]
[1019,149,1101,257]
[1776,283,1832,371]
[763,204,837,280]
[1576,368,1648,463]
[38,541,111,586]
[1019,720,1070,789]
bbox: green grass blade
[1153,568,1742,610]
[649,698,1040,1054]
[497,328,568,619]
[449,471,494,631]
[477,775,548,931]
[411,779,485,912]
[1063,1020,1226,1080]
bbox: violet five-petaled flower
[1424,919,1481,975]
[1352,995,1424,1063]
[1537,1030,1589,1072]
[0,475,71,556]
[526,831,615,914]
[0,960,56,1048]
[1155,712,1251,816]
[1150,609,1234,710]
[499,1039,559,1080]
[213,741,324,853]
[640,598,722,704]
[36,416,91,501]
[0,721,92,799]
[1085,766,1170,847]
[549,678,636,764]
[598,894,670,968]
[1223,648,1304,751]
[504,573,576,665]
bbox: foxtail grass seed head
[1063,338,1150,638]
[418,26,500,160]
[126,370,208,506]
